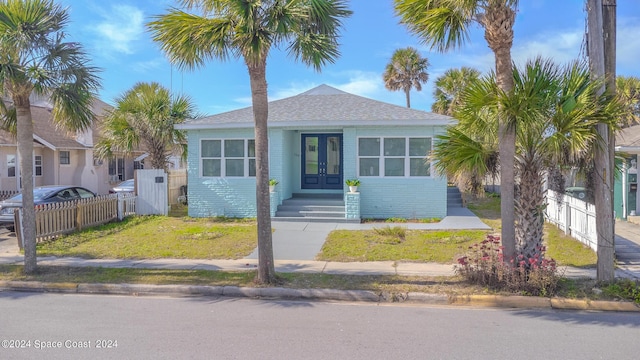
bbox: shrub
[455,234,560,296]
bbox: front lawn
[317,229,489,263]
[317,195,597,266]
[36,216,257,259]
[34,195,597,267]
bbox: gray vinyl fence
[544,189,597,251]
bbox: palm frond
[394,0,475,52]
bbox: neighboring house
[178,84,455,220]
[0,95,146,195]
[615,124,640,219]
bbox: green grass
[545,223,597,267]
[318,229,488,263]
[36,216,257,260]
[465,195,597,267]
[0,264,623,302]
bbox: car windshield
[120,179,134,187]
[6,188,60,202]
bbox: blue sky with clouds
[60,0,640,115]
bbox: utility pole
[587,0,615,281]
[603,0,617,278]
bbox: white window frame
[108,157,125,182]
[34,155,42,177]
[59,151,70,165]
[200,138,256,178]
[357,136,432,178]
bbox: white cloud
[330,71,383,97]
[131,57,166,73]
[92,4,144,55]
[512,30,584,67]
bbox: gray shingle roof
[616,125,640,150]
[0,98,112,149]
[179,84,455,129]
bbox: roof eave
[616,146,640,153]
[33,134,56,150]
[177,119,457,130]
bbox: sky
[58,0,640,115]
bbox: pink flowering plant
[455,234,560,296]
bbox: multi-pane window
[7,155,16,177]
[108,157,125,181]
[201,139,256,177]
[59,151,70,165]
[358,137,431,177]
[35,155,42,176]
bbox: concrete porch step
[447,186,463,207]
[281,199,346,207]
[275,210,346,218]
[277,205,346,212]
[272,217,361,223]
[275,193,347,220]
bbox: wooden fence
[168,169,187,205]
[545,189,597,251]
[16,194,137,246]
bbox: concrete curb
[2,281,640,312]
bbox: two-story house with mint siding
[177,85,455,221]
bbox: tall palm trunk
[404,87,411,108]
[14,95,36,273]
[247,58,276,284]
[484,4,516,261]
[515,152,545,259]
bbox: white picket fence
[545,190,597,251]
[16,194,137,246]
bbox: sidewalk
[3,216,640,311]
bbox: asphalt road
[1,292,639,359]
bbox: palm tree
[148,0,351,284]
[95,82,196,171]
[432,67,481,115]
[0,0,100,274]
[395,0,519,260]
[383,47,429,108]
[434,58,621,261]
[617,76,640,128]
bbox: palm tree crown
[432,67,481,115]
[0,0,100,273]
[617,76,640,128]
[95,82,197,171]
[433,58,622,260]
[383,47,429,108]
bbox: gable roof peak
[299,84,348,96]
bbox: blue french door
[301,134,343,190]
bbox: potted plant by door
[345,179,360,193]
[269,179,279,192]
